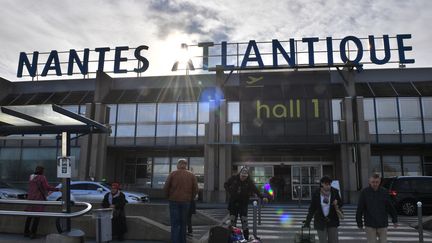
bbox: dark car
[382,176,432,216]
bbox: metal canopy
[0,104,110,136]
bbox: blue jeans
[169,201,190,243]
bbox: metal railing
[0,199,92,218]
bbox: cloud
[0,0,431,81]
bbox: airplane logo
[246,76,263,85]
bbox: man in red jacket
[164,159,198,243]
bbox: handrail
[0,199,92,218]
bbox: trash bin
[92,208,113,243]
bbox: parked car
[47,181,150,203]
[0,181,27,199]
[381,176,432,216]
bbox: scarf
[108,191,120,205]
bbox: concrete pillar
[203,68,233,203]
[78,71,112,180]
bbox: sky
[0,0,431,81]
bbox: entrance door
[291,165,322,200]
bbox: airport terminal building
[1,35,431,203]
[1,67,432,203]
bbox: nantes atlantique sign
[16,34,414,78]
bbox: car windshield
[0,182,12,188]
[100,182,111,189]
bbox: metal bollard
[258,198,262,225]
[253,201,258,238]
[418,201,424,243]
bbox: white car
[47,181,149,203]
[0,181,27,200]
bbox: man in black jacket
[224,167,268,240]
[304,176,343,243]
[356,174,398,243]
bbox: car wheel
[401,200,416,216]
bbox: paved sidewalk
[0,233,163,243]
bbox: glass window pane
[190,157,204,189]
[363,98,375,120]
[79,105,86,115]
[116,125,135,137]
[153,157,170,189]
[21,148,57,181]
[399,98,421,118]
[403,156,421,176]
[136,158,152,188]
[137,103,156,122]
[177,124,197,136]
[370,156,381,175]
[178,103,197,122]
[136,125,155,137]
[117,104,136,123]
[62,105,79,114]
[228,102,240,122]
[377,120,399,134]
[198,102,209,123]
[422,97,432,119]
[400,120,422,134]
[198,124,205,136]
[332,99,341,120]
[383,155,402,178]
[425,120,432,134]
[156,124,176,137]
[0,148,21,181]
[232,123,240,136]
[376,98,397,119]
[157,103,176,122]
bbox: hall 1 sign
[198,34,414,69]
[17,45,149,78]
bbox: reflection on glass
[403,156,421,176]
[107,104,117,124]
[136,125,155,137]
[399,98,421,118]
[198,124,205,136]
[157,103,176,122]
[198,102,209,123]
[156,125,176,137]
[332,99,342,121]
[377,120,399,134]
[228,102,240,122]
[177,124,197,136]
[423,97,432,118]
[117,104,136,123]
[178,103,197,122]
[116,125,135,137]
[376,98,397,119]
[383,156,402,177]
[232,123,240,136]
[137,103,156,122]
[400,120,422,134]
[152,157,170,189]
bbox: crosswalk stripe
[198,205,432,243]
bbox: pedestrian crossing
[198,205,432,243]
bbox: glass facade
[363,97,432,143]
[124,156,204,189]
[107,102,209,143]
[372,155,423,178]
[0,147,80,183]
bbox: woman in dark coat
[102,182,127,241]
[24,166,59,239]
[304,176,343,243]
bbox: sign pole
[61,132,71,232]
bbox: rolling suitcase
[209,225,231,243]
[294,226,315,243]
